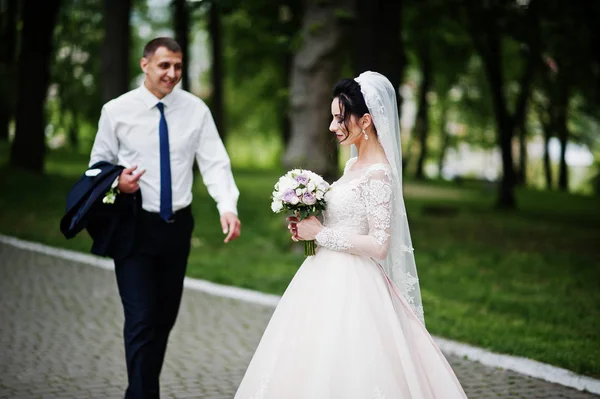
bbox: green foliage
[220,0,301,131]
[49,0,104,148]
[333,8,354,21]
[308,21,325,36]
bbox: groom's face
[141,46,183,99]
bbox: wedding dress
[234,158,467,399]
[235,72,467,398]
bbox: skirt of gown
[234,248,468,399]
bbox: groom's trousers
[114,206,194,399]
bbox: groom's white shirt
[90,83,239,215]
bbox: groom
[89,37,241,398]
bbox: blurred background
[0,0,599,380]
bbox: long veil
[353,71,424,323]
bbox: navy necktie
[156,102,173,222]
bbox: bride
[234,72,467,399]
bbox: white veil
[353,71,424,323]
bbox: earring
[362,129,369,140]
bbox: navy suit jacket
[60,161,141,260]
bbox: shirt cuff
[217,202,238,216]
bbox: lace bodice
[315,159,393,261]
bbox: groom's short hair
[143,37,182,59]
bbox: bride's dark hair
[332,79,371,142]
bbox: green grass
[1,144,599,378]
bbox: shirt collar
[138,81,177,110]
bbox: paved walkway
[0,242,598,399]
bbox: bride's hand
[287,215,323,241]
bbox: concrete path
[0,242,597,399]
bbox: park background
[0,0,599,380]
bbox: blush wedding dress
[234,72,467,399]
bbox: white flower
[318,182,330,192]
[287,195,300,205]
[279,176,299,191]
[307,181,316,192]
[310,174,322,185]
[315,190,325,200]
[102,188,118,204]
[271,200,283,212]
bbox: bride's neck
[355,135,386,164]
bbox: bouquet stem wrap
[304,240,317,256]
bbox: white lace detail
[373,229,390,246]
[316,227,353,251]
[373,386,387,399]
[400,245,414,253]
[248,375,269,399]
[414,304,425,322]
[317,164,393,261]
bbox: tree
[535,2,600,192]
[208,0,225,139]
[284,0,353,181]
[0,0,20,141]
[405,0,435,180]
[221,0,302,149]
[437,97,450,177]
[464,0,539,208]
[354,0,404,98]
[413,42,432,180]
[51,0,104,151]
[10,0,62,172]
[101,0,131,104]
[531,89,553,189]
[172,0,190,91]
[431,19,472,180]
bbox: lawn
[1,144,599,378]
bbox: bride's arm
[314,169,393,260]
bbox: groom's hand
[118,165,145,194]
[220,212,241,243]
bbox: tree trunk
[101,0,131,104]
[69,111,79,151]
[355,0,405,112]
[0,0,20,141]
[10,0,61,172]
[467,1,538,209]
[468,5,515,208]
[282,51,293,147]
[280,0,303,149]
[402,133,415,175]
[516,119,527,185]
[480,40,516,209]
[514,47,536,187]
[173,0,190,91]
[542,122,553,190]
[284,0,353,182]
[555,83,569,192]
[0,107,9,141]
[0,0,19,62]
[208,0,225,141]
[414,45,432,180]
[438,101,449,178]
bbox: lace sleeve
[315,168,393,260]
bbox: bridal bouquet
[271,169,330,256]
